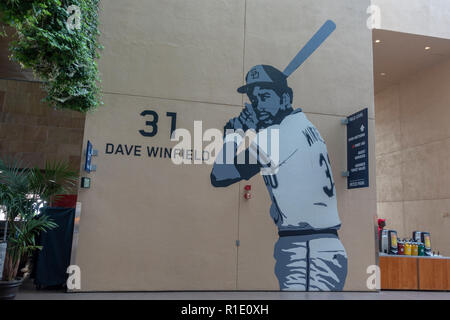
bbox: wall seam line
[379,199,450,203]
[101,91,372,119]
[376,136,450,158]
[235,0,247,291]
[102,91,244,108]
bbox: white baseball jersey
[251,109,341,231]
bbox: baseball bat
[283,20,336,77]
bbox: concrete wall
[375,57,450,256]
[76,0,376,291]
[371,0,450,39]
[0,79,85,170]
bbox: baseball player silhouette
[210,64,348,291]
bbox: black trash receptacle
[33,207,75,289]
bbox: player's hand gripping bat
[228,20,337,132]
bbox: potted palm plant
[0,157,78,299]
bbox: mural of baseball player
[210,21,348,291]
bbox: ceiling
[373,29,450,94]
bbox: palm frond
[0,156,30,195]
[7,214,57,262]
[29,160,78,203]
[1,155,79,280]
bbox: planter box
[0,278,22,300]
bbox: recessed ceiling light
[425,46,431,50]
[375,39,381,43]
[380,73,386,76]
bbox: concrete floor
[15,280,450,300]
[15,290,450,300]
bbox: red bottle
[397,240,405,255]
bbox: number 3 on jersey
[320,153,334,198]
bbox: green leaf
[0,0,102,112]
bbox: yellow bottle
[404,241,412,256]
[412,242,419,256]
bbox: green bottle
[418,243,426,256]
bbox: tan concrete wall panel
[374,84,401,155]
[77,94,241,291]
[375,56,450,256]
[376,151,403,202]
[377,202,405,238]
[372,0,450,39]
[399,59,450,150]
[403,199,450,256]
[98,0,246,106]
[245,0,375,119]
[236,174,279,290]
[402,139,450,201]
[240,0,376,291]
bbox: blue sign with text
[84,140,93,173]
[346,108,369,189]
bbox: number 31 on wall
[139,110,177,138]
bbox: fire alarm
[244,185,252,200]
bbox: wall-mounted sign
[84,140,93,173]
[346,108,369,189]
[81,177,91,189]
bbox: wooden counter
[379,256,418,290]
[379,254,450,291]
[418,258,449,290]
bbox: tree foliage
[0,0,102,112]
